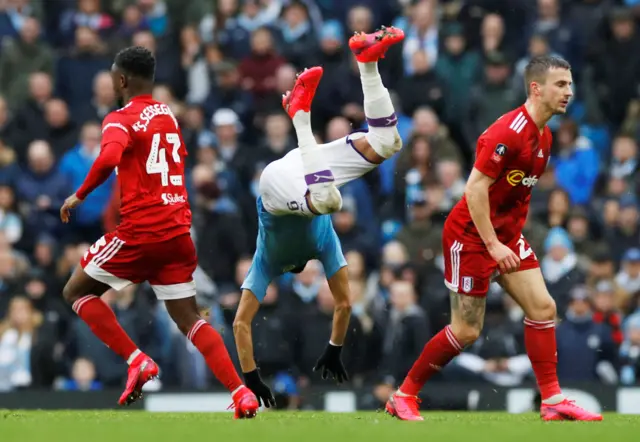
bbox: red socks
[400,325,463,396]
[187,319,243,392]
[524,318,561,400]
[72,295,139,361]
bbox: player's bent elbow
[232,317,252,337]
[335,299,352,315]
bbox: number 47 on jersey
[146,133,183,187]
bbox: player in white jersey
[232,27,406,407]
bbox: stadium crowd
[1,0,640,405]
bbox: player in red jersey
[59,46,258,418]
[387,56,602,422]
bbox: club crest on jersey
[462,277,473,293]
[491,144,508,163]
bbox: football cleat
[118,354,159,406]
[385,393,424,421]
[540,399,603,421]
[349,26,405,63]
[229,386,259,419]
[282,66,323,119]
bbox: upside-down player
[386,55,602,421]
[59,46,259,419]
[232,27,405,406]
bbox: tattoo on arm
[450,292,486,329]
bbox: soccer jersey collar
[129,94,154,103]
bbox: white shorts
[259,132,376,217]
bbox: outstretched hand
[60,193,83,223]
[314,343,349,384]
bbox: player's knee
[62,282,79,304]
[365,127,403,158]
[309,184,343,214]
[528,296,557,322]
[450,322,482,347]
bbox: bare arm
[327,266,352,345]
[465,167,498,248]
[233,290,261,373]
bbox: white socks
[293,110,335,196]
[542,394,565,405]
[357,62,400,159]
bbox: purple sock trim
[305,170,334,185]
[367,113,397,128]
[346,131,377,165]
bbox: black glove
[313,343,349,384]
[243,369,276,408]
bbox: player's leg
[498,260,603,421]
[150,234,258,419]
[349,26,404,160]
[388,236,492,421]
[284,67,343,215]
[63,233,157,406]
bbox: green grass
[1,411,638,442]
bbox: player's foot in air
[230,386,259,419]
[540,399,603,421]
[385,392,424,421]
[118,353,159,406]
[349,25,405,63]
[282,66,323,119]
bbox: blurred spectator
[466,52,518,142]
[436,22,481,128]
[556,286,618,384]
[591,279,624,346]
[192,163,248,285]
[332,195,378,270]
[59,121,113,242]
[541,227,585,314]
[566,207,597,262]
[0,296,55,391]
[43,98,78,158]
[256,112,294,164]
[276,1,317,70]
[210,108,254,186]
[239,27,285,103]
[616,248,640,298]
[0,184,22,245]
[606,195,640,263]
[609,134,637,182]
[396,49,445,118]
[13,71,52,155]
[72,70,116,125]
[15,140,70,238]
[58,0,114,47]
[205,60,254,127]
[375,280,429,388]
[55,26,110,110]
[137,0,169,38]
[591,8,640,128]
[620,312,640,384]
[532,0,582,69]
[401,1,437,75]
[553,119,599,205]
[131,30,184,98]
[0,0,43,42]
[58,357,102,391]
[0,16,53,110]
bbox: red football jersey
[100,95,191,244]
[446,105,552,249]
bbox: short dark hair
[524,55,571,96]
[114,46,156,81]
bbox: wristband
[329,340,342,347]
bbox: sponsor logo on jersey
[506,170,538,187]
[491,143,508,163]
[161,193,186,205]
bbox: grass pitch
[2,411,638,442]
